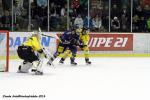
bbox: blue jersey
[60,31,79,45]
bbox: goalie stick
[42,47,54,66]
[41,33,62,43]
[38,27,55,66]
[39,27,60,40]
[41,33,57,38]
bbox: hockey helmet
[82,27,89,34]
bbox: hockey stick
[41,33,62,43]
[42,48,54,67]
[41,33,58,38]
[38,27,54,66]
[39,27,60,39]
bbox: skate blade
[34,71,43,75]
[17,70,28,73]
[71,64,77,66]
[59,62,64,65]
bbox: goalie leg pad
[18,61,33,73]
[32,59,44,75]
[32,59,43,70]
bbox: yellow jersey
[80,32,90,46]
[22,36,42,51]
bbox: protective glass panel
[0,0,12,31]
[91,0,109,32]
[111,0,131,32]
[133,0,150,32]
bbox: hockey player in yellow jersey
[59,27,92,65]
[79,27,91,64]
[17,31,47,75]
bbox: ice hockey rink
[1,57,150,100]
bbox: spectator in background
[23,0,29,10]
[35,0,47,29]
[0,10,11,30]
[50,2,56,16]
[132,15,140,32]
[133,0,140,7]
[14,3,21,16]
[36,0,47,8]
[61,5,66,17]
[121,14,128,32]
[74,14,83,29]
[111,16,120,32]
[139,16,146,32]
[141,0,150,7]
[143,5,150,19]
[134,5,143,18]
[147,18,150,32]
[35,0,47,18]
[50,13,60,31]
[83,16,94,30]
[133,5,147,32]
[111,4,120,19]
[93,15,102,31]
[71,0,80,16]
[102,5,109,31]
[15,0,24,10]
[2,0,12,11]
[119,5,131,32]
[55,4,62,16]
[71,0,80,9]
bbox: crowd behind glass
[0,0,150,32]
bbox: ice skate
[47,57,54,66]
[59,58,65,64]
[71,61,77,66]
[17,61,32,73]
[85,58,91,65]
[59,60,64,64]
[34,70,43,75]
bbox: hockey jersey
[22,36,42,51]
[60,31,80,45]
[79,31,90,46]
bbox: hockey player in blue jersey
[47,27,80,65]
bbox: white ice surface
[1,57,150,100]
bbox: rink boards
[6,32,150,59]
